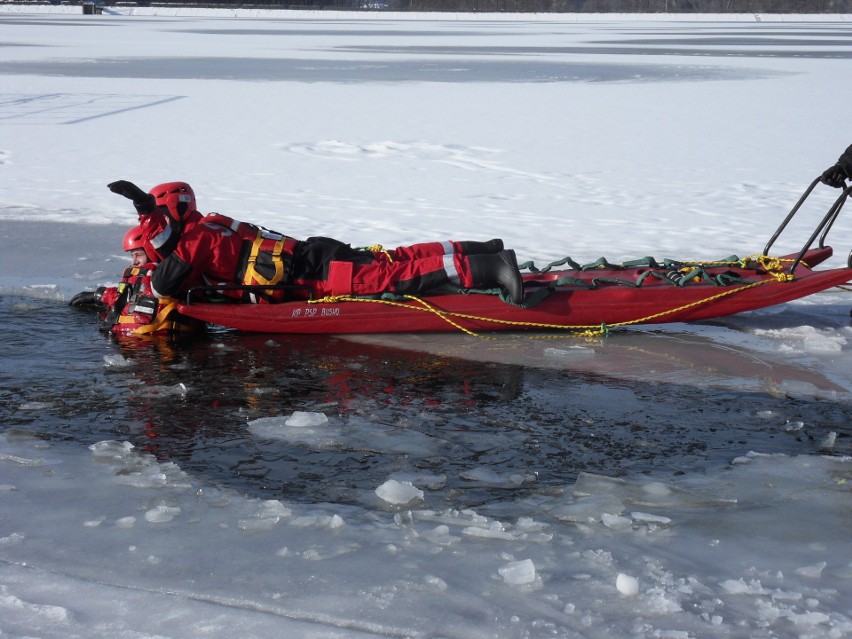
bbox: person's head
[123,224,154,267]
[149,182,197,222]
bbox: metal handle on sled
[184,284,314,305]
[763,177,852,274]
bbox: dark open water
[2,294,849,509]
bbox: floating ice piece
[572,471,734,507]
[802,330,844,354]
[389,472,446,490]
[0,453,46,467]
[787,610,831,627]
[616,573,639,597]
[144,505,181,523]
[139,383,188,398]
[257,499,292,519]
[601,513,632,530]
[247,415,340,448]
[720,578,768,595]
[794,561,827,579]
[238,499,292,533]
[103,354,132,367]
[424,575,448,591]
[819,432,836,449]
[23,284,60,299]
[290,514,345,530]
[460,466,535,487]
[0,589,71,623]
[88,440,134,460]
[18,401,53,411]
[515,517,549,532]
[642,586,683,613]
[548,495,625,523]
[631,512,672,525]
[375,479,424,506]
[498,558,536,585]
[641,482,672,498]
[463,521,516,540]
[285,411,328,428]
[423,525,460,546]
[238,517,279,533]
[0,532,25,545]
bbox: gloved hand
[821,144,852,188]
[108,180,156,215]
[69,287,106,307]
[821,164,847,188]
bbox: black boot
[467,249,524,304]
[455,239,504,255]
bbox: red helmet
[123,224,147,253]
[149,182,197,222]
[121,214,170,263]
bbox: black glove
[108,180,156,215]
[821,144,852,188]
[69,287,105,307]
[821,164,847,189]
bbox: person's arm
[69,286,110,307]
[149,253,195,299]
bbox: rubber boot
[454,239,504,255]
[467,249,524,304]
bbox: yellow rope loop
[576,323,608,338]
[309,295,349,304]
[769,270,795,282]
[364,244,393,262]
[745,253,810,273]
[756,254,785,272]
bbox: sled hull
[177,248,852,334]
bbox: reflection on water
[1,296,849,509]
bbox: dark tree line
[149,0,852,10]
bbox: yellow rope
[363,244,394,262]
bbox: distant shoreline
[2,4,851,20]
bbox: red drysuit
[149,213,491,303]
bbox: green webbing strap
[519,256,583,274]
[512,255,751,309]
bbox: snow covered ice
[2,433,850,638]
[1,6,852,638]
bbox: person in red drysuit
[105,180,525,305]
[69,223,194,335]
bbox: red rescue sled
[177,179,852,335]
